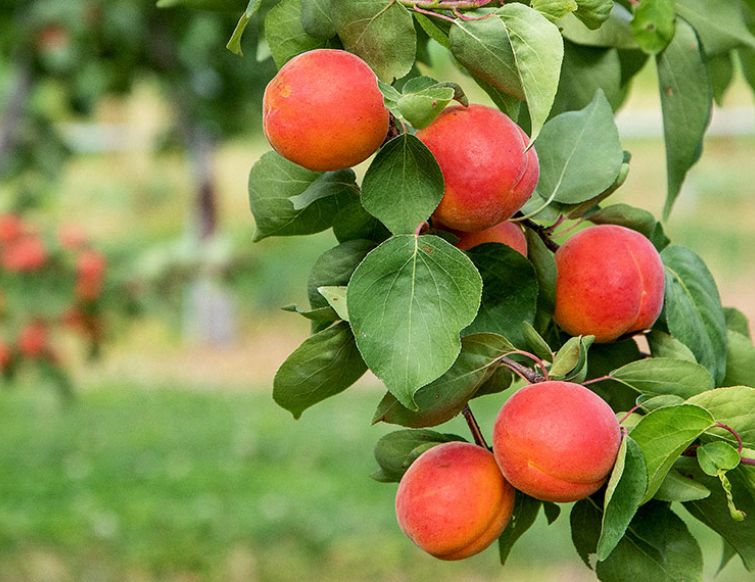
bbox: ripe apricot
[455,221,527,256]
[263,49,389,171]
[554,225,665,343]
[396,442,515,560]
[493,381,621,502]
[0,214,24,244]
[0,342,11,370]
[417,105,539,232]
[1,236,47,272]
[19,322,48,359]
[76,250,106,300]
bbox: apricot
[395,442,515,560]
[18,322,48,359]
[76,250,106,300]
[0,341,11,370]
[0,214,24,244]
[493,381,621,502]
[554,225,665,343]
[417,105,539,232]
[263,49,389,171]
[455,221,527,256]
[1,235,47,272]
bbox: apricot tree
[177,0,755,578]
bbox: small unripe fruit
[417,105,539,232]
[263,49,389,171]
[19,322,48,359]
[1,236,47,272]
[554,225,665,343]
[493,381,621,502]
[396,442,515,560]
[455,221,527,256]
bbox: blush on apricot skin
[395,442,515,560]
[554,224,665,343]
[492,381,622,503]
[262,49,389,172]
[417,104,539,233]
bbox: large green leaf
[656,18,712,218]
[559,5,638,49]
[631,0,676,54]
[654,468,711,502]
[724,306,751,339]
[372,429,465,482]
[676,0,755,55]
[630,404,715,502]
[609,357,714,398]
[598,437,647,560]
[265,0,326,68]
[307,240,374,309]
[647,330,697,362]
[301,0,335,39]
[361,135,444,235]
[332,198,390,244]
[348,235,482,409]
[662,245,727,384]
[332,0,416,81]
[688,386,755,448]
[249,152,356,241]
[393,76,466,129]
[464,244,538,348]
[497,3,564,140]
[532,0,578,23]
[273,322,366,418]
[534,90,624,206]
[724,330,755,387]
[574,0,613,29]
[373,333,513,428]
[498,492,542,565]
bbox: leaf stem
[715,422,743,454]
[498,356,545,384]
[582,375,612,386]
[618,404,641,425]
[462,404,489,449]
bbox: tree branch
[0,58,34,172]
[518,215,560,253]
[462,404,488,449]
[498,356,545,384]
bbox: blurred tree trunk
[0,58,33,175]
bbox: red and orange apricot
[455,221,527,256]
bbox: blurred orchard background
[0,1,754,581]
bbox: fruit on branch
[454,221,527,256]
[0,214,24,244]
[395,441,515,560]
[417,105,539,232]
[554,225,665,343]
[18,322,48,359]
[0,342,11,371]
[492,381,621,502]
[1,235,48,273]
[263,49,389,172]
[76,250,106,301]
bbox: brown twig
[498,356,544,384]
[462,404,488,449]
[518,215,560,253]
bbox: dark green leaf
[373,333,513,428]
[637,393,686,412]
[301,0,335,39]
[226,0,263,56]
[657,19,712,218]
[654,468,711,501]
[265,0,326,68]
[499,492,541,565]
[585,340,642,412]
[574,0,613,29]
[724,306,751,339]
[361,135,444,234]
[550,335,594,381]
[570,498,601,568]
[414,13,450,49]
[676,0,755,55]
[372,429,465,482]
[332,198,390,244]
[688,386,755,448]
[631,0,676,54]
[648,330,698,362]
[348,235,482,410]
[289,169,359,210]
[708,52,735,106]
[586,203,670,250]
[281,303,338,323]
[724,330,755,388]
[333,0,417,81]
[307,240,375,309]
[473,365,515,398]
[524,229,557,323]
[249,152,355,241]
[273,322,366,418]
[662,245,727,383]
[465,244,539,348]
[522,322,554,362]
[697,441,740,476]
[610,357,714,398]
[559,5,638,49]
[543,501,561,524]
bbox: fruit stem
[498,356,545,384]
[518,216,560,253]
[618,404,641,425]
[582,375,612,386]
[504,349,550,380]
[716,422,743,454]
[462,404,489,449]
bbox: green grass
[0,384,748,581]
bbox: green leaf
[724,306,751,339]
[654,468,711,502]
[498,3,565,140]
[681,459,755,569]
[301,0,335,39]
[373,333,513,428]
[551,42,623,118]
[498,492,541,565]
[697,441,740,476]
[524,229,557,324]
[288,169,359,210]
[585,341,642,412]
[708,52,735,106]
[273,322,366,418]
[574,0,613,29]
[414,13,451,49]
[226,0,263,56]
[532,0,578,23]
[586,203,669,250]
[559,5,638,49]
[631,0,676,54]
[317,286,348,321]
[647,330,697,362]
[249,152,355,241]
[395,76,466,129]
[661,245,727,384]
[281,303,338,323]
[543,502,561,524]
[348,235,482,410]
[676,0,755,55]
[598,437,647,560]
[688,386,755,448]
[657,19,712,218]
[637,393,686,412]
[550,335,594,380]
[724,330,755,388]
[474,365,516,398]
[332,0,417,81]
[361,135,444,235]
[464,244,539,348]
[265,0,326,68]
[569,498,601,568]
[372,429,465,482]
[630,403,715,502]
[522,322,554,362]
[307,240,375,309]
[332,198,390,244]
[610,357,714,398]
[534,90,624,206]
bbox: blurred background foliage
[0,1,754,581]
